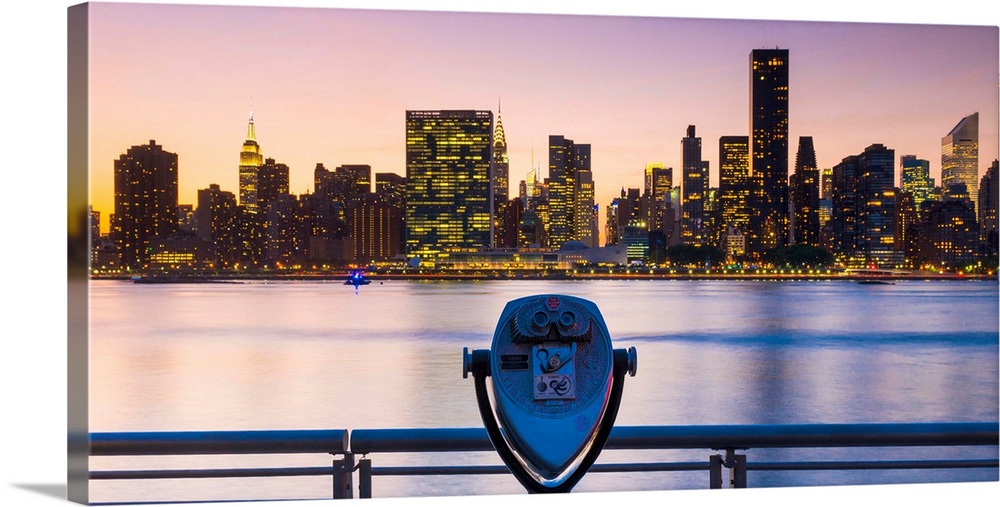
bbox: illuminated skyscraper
[900,155,933,213]
[681,125,709,245]
[492,110,509,201]
[719,136,750,237]
[790,136,819,246]
[575,166,597,247]
[238,110,264,213]
[112,140,179,270]
[493,108,512,247]
[941,112,979,212]
[749,48,789,253]
[644,163,672,232]
[352,194,402,263]
[548,135,592,249]
[405,110,493,262]
[856,144,897,267]
[821,167,832,200]
[833,144,897,267]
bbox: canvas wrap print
[67,1,1000,504]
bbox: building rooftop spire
[494,102,506,148]
[247,100,256,141]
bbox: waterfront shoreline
[90,272,998,282]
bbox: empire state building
[239,109,264,213]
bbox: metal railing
[89,422,999,500]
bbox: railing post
[713,448,747,489]
[709,454,723,489]
[332,452,354,499]
[358,458,372,499]
[732,453,747,488]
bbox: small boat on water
[858,279,895,285]
[345,270,372,289]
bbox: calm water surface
[87,279,999,502]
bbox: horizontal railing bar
[371,465,509,476]
[90,429,349,456]
[350,423,998,454]
[605,423,999,450]
[591,462,712,473]
[91,457,999,481]
[369,462,711,476]
[748,459,1000,471]
[91,466,334,480]
[351,428,491,454]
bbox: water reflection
[88,279,998,502]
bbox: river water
[86,279,999,503]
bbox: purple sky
[87,2,999,238]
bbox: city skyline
[87,3,998,241]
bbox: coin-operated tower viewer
[464,294,637,493]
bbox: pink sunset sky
[86,1,999,237]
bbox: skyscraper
[257,158,290,210]
[112,140,179,270]
[681,125,708,245]
[195,183,238,268]
[493,107,509,202]
[238,110,264,213]
[856,144,897,267]
[575,165,598,247]
[749,48,790,253]
[719,136,751,239]
[644,163,672,233]
[941,112,979,212]
[315,163,372,223]
[351,194,402,263]
[405,110,493,262]
[900,155,933,214]
[244,157,291,265]
[832,145,897,267]
[831,155,858,262]
[980,160,998,257]
[548,135,592,249]
[492,107,510,247]
[791,136,820,246]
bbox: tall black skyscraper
[791,136,820,246]
[750,48,789,254]
[681,125,708,245]
[832,155,858,263]
[112,140,179,270]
